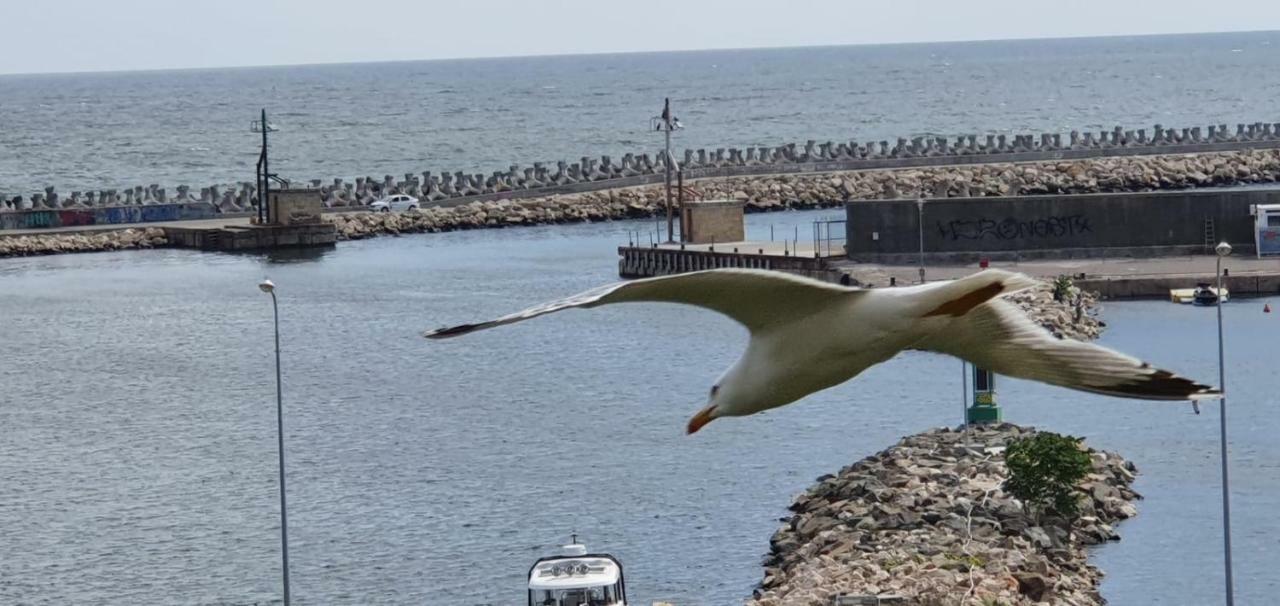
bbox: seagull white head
[258,279,275,293]
[686,365,771,435]
[687,384,723,435]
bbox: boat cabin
[528,537,626,606]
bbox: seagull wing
[919,298,1219,400]
[425,268,858,338]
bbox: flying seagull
[425,268,1219,434]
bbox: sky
[3,0,1279,75]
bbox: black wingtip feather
[424,323,481,339]
[1107,369,1220,400]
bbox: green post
[968,366,1001,424]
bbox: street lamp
[259,278,292,606]
[1213,241,1234,606]
[916,198,926,283]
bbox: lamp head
[1215,241,1232,257]
[258,279,275,293]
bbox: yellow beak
[686,404,718,435]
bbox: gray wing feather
[425,268,857,338]
[918,298,1218,401]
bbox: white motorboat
[1170,283,1229,305]
[528,535,627,606]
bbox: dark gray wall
[845,188,1280,262]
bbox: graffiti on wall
[0,203,216,232]
[936,214,1093,241]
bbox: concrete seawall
[845,188,1280,263]
[4,119,1280,220]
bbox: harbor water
[2,209,1278,604]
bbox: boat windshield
[530,584,620,605]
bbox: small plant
[1052,274,1075,302]
[1003,432,1092,521]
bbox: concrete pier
[832,256,1280,299]
[163,222,336,251]
[618,240,844,281]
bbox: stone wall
[4,120,1279,220]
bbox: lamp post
[916,198,926,283]
[258,278,292,606]
[1213,241,1234,606]
[651,98,683,243]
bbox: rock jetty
[325,149,1280,242]
[749,424,1139,606]
[0,227,167,257]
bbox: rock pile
[748,424,1139,606]
[0,227,167,257]
[325,149,1280,242]
[1004,284,1104,342]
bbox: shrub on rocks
[1004,432,1092,521]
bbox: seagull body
[426,268,1218,433]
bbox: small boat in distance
[528,535,627,606]
[1170,283,1229,305]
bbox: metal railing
[812,217,847,257]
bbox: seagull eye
[710,385,720,398]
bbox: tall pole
[268,287,292,606]
[663,98,674,244]
[1215,250,1234,606]
[916,199,926,283]
[677,168,685,242]
[261,108,270,225]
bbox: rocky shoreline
[0,227,168,257]
[748,424,1139,606]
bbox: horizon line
[0,28,1274,78]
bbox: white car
[368,194,419,213]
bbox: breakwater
[0,227,168,256]
[4,149,1279,258]
[328,148,1280,238]
[749,424,1139,606]
[3,120,1279,216]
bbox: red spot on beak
[687,404,717,435]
